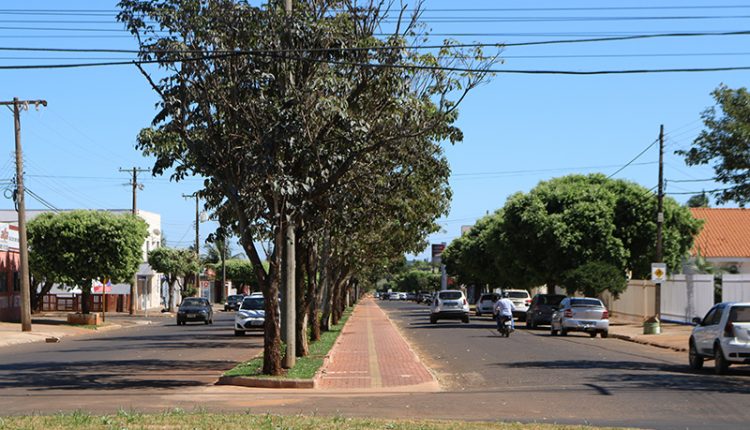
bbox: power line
[607,138,660,179]
[667,186,737,195]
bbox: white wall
[722,274,750,303]
[660,274,714,323]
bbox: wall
[722,274,750,303]
[660,274,714,323]
[602,280,655,323]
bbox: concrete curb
[216,375,315,389]
[610,333,687,352]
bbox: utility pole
[0,98,46,332]
[281,0,296,369]
[655,125,665,324]
[183,193,201,298]
[120,167,148,315]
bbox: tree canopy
[27,211,148,314]
[148,246,200,311]
[678,84,750,206]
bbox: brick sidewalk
[317,297,438,392]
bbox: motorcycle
[496,315,512,337]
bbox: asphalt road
[1,301,749,430]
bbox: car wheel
[714,344,729,375]
[600,330,608,338]
[560,327,568,336]
[476,311,481,317]
[430,316,437,324]
[550,324,557,336]
[204,319,210,325]
[462,316,470,324]
[527,319,535,329]
[234,330,244,336]
[589,332,597,338]
[688,340,704,370]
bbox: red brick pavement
[316,297,437,392]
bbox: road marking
[366,311,382,389]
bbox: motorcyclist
[493,293,515,332]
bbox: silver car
[475,293,500,317]
[550,297,609,338]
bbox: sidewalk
[0,314,153,349]
[609,320,692,352]
[316,297,438,392]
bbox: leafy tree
[148,247,201,311]
[27,211,148,314]
[560,261,627,299]
[395,269,440,293]
[677,84,750,206]
[224,259,257,290]
[686,192,710,208]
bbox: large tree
[118,0,495,374]
[677,84,750,206]
[148,247,200,311]
[27,211,148,314]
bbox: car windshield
[241,297,264,311]
[480,294,498,301]
[729,306,750,322]
[570,298,603,307]
[438,291,463,300]
[539,295,566,306]
[229,295,243,301]
[506,291,529,299]
[181,298,204,307]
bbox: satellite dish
[199,211,209,222]
[152,228,161,236]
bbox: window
[701,306,723,326]
[729,306,750,323]
[0,272,6,292]
[570,298,602,307]
[438,291,463,300]
[505,291,529,299]
[13,272,19,291]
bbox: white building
[0,209,163,311]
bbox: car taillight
[564,309,572,318]
[463,298,468,305]
[525,299,531,305]
[724,321,734,337]
[601,310,609,320]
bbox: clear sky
[0,1,745,261]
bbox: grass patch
[223,308,352,379]
[68,323,113,330]
[0,411,632,430]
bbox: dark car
[224,294,244,312]
[177,297,213,325]
[525,294,566,329]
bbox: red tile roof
[690,208,750,258]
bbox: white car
[475,293,500,317]
[503,289,532,321]
[689,302,750,374]
[430,290,470,324]
[234,295,265,336]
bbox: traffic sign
[651,263,667,283]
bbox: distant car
[689,302,750,375]
[503,289,532,321]
[177,298,213,325]
[406,292,417,301]
[249,291,263,297]
[417,291,432,303]
[234,295,266,336]
[430,290,470,324]
[526,294,567,328]
[224,294,244,312]
[374,292,381,299]
[388,292,401,300]
[475,293,500,317]
[550,297,609,338]
[399,292,407,300]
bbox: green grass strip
[223,308,352,379]
[0,410,633,430]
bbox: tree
[395,270,440,293]
[560,261,627,299]
[148,247,201,311]
[224,259,257,291]
[118,0,496,374]
[27,211,148,314]
[677,84,750,206]
[686,192,710,208]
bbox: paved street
[1,301,750,430]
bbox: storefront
[0,223,20,322]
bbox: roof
[690,208,750,258]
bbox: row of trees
[117,0,498,374]
[442,174,703,298]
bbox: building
[0,223,20,321]
[690,208,750,274]
[0,209,163,316]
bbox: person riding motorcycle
[493,294,515,332]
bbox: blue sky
[0,1,745,261]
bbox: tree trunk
[318,240,333,333]
[306,240,321,342]
[81,281,91,314]
[31,280,54,313]
[168,276,178,312]
[295,235,309,357]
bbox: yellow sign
[651,263,667,282]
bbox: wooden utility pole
[120,167,148,315]
[183,193,201,298]
[655,124,665,322]
[0,98,46,332]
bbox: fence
[602,280,655,323]
[722,274,750,303]
[660,274,714,323]
[41,294,129,313]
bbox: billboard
[431,243,446,265]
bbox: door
[694,306,723,354]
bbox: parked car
[399,292,407,300]
[406,292,417,301]
[373,292,381,299]
[503,289,532,321]
[475,293,500,317]
[430,290,470,324]
[176,297,213,325]
[417,291,432,303]
[234,295,266,336]
[526,294,567,328]
[223,294,244,312]
[689,302,750,374]
[550,297,609,338]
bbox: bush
[561,261,627,299]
